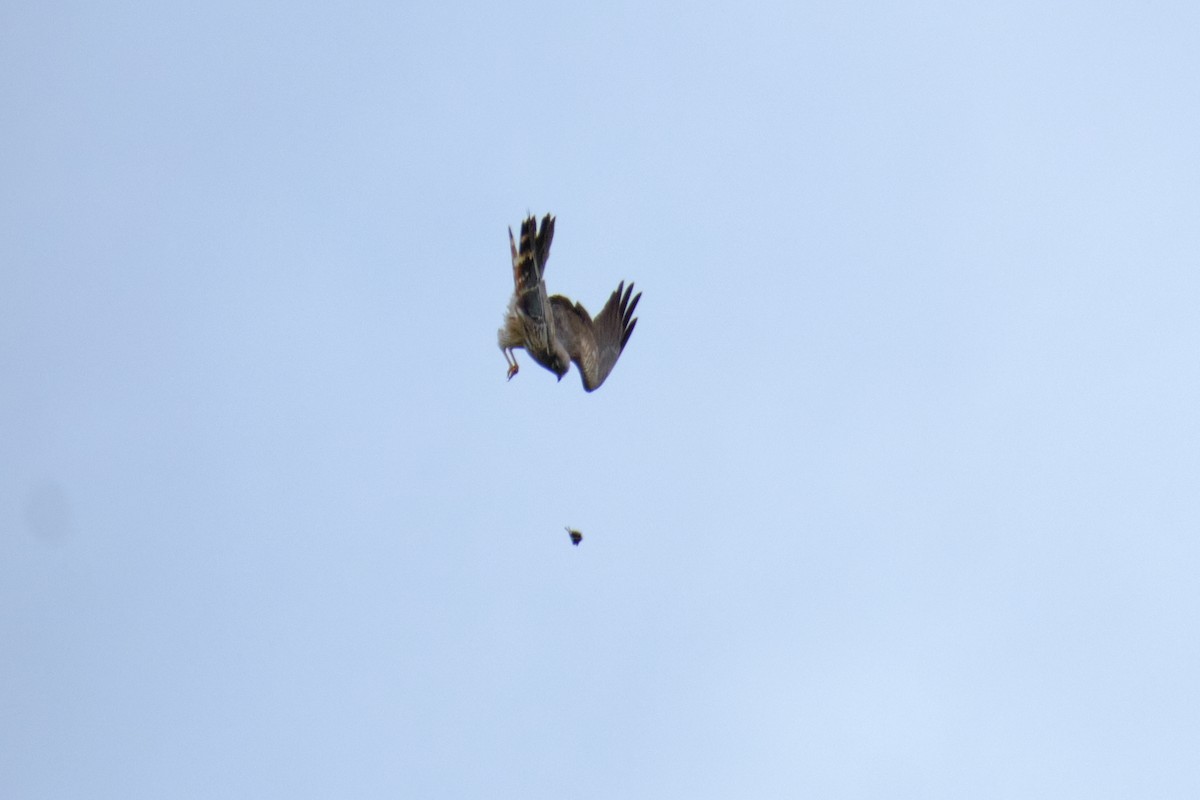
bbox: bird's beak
[557,373,563,382]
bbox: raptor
[497,214,641,392]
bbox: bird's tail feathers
[512,214,555,295]
[512,216,540,294]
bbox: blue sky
[3,1,1199,797]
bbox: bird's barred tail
[509,214,554,294]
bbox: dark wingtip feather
[620,317,638,350]
[534,214,555,271]
[624,290,641,325]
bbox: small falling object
[565,526,583,546]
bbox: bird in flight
[565,526,583,546]
[498,214,641,391]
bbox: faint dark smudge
[24,480,74,544]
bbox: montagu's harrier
[498,214,641,392]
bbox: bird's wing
[534,214,554,275]
[509,214,556,352]
[550,281,641,392]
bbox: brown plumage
[498,214,641,392]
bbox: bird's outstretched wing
[534,214,554,275]
[550,281,641,392]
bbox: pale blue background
[3,2,1199,797]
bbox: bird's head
[550,346,570,382]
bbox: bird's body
[498,214,641,392]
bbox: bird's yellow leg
[504,348,519,380]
